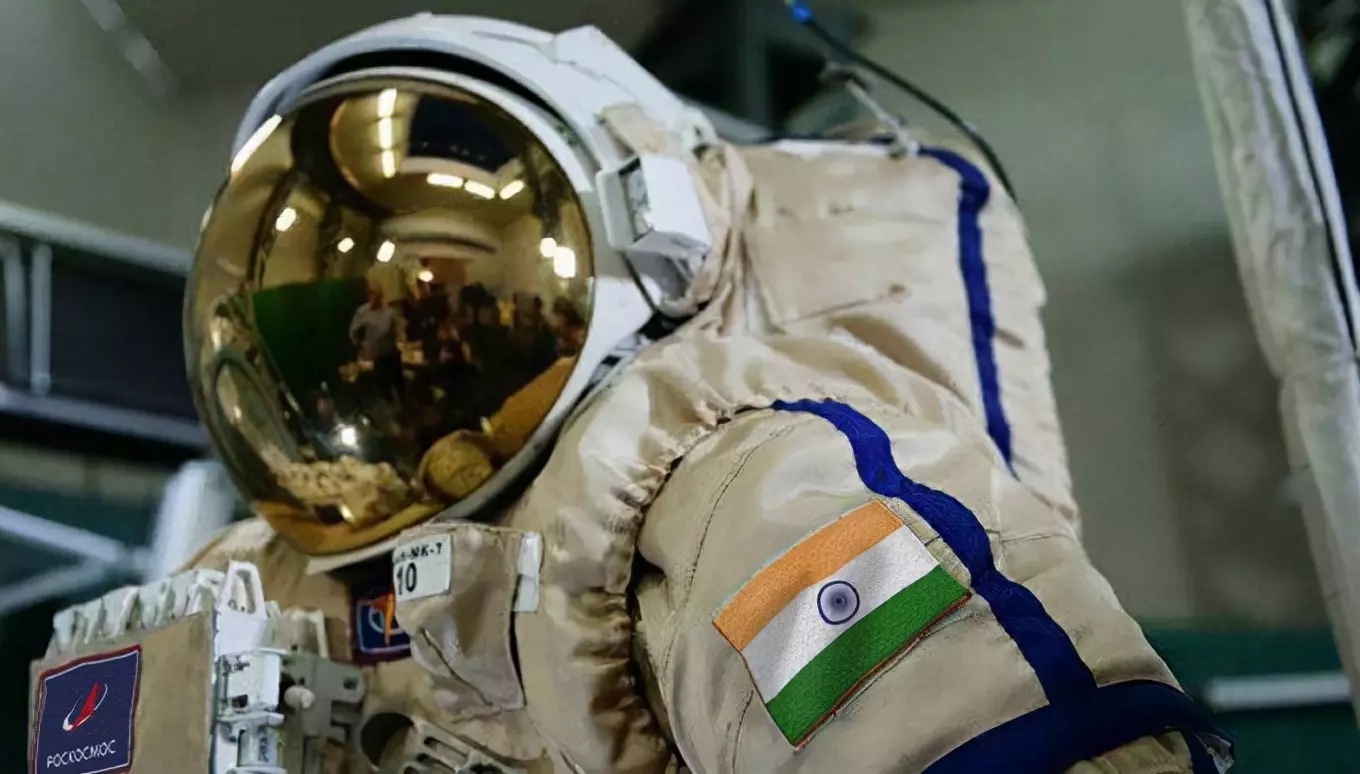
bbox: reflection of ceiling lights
[377,88,397,118]
[464,181,496,200]
[426,173,504,201]
[376,101,397,176]
[552,246,577,279]
[338,425,359,447]
[499,180,526,200]
[539,237,557,258]
[231,114,282,175]
[417,269,434,283]
[274,207,297,233]
[377,240,396,263]
[337,237,355,253]
[427,173,464,189]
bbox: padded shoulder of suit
[182,517,343,610]
[182,516,282,572]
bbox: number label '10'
[394,562,418,596]
[391,535,453,601]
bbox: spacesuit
[29,14,1232,774]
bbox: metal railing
[0,460,236,618]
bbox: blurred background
[1,0,1358,770]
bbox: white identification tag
[393,535,453,602]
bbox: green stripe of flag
[765,565,968,744]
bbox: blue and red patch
[30,645,140,774]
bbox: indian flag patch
[714,500,970,746]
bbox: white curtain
[1185,0,1360,718]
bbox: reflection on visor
[185,76,595,555]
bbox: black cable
[788,6,1019,201]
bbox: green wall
[252,277,368,401]
[1147,627,1360,772]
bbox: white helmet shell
[232,15,717,171]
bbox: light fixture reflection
[274,207,297,233]
[338,426,359,447]
[381,150,397,178]
[377,241,396,263]
[427,173,464,188]
[464,181,496,200]
[552,246,577,279]
[499,180,526,200]
[417,269,434,283]
[231,114,282,175]
[539,237,557,258]
[337,237,355,253]
[378,117,393,148]
[377,88,397,118]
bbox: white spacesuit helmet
[184,15,718,557]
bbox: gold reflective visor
[185,76,594,555]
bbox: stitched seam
[729,690,756,772]
[675,421,806,600]
[676,448,756,599]
[658,420,807,680]
[999,530,1070,546]
[658,448,752,684]
[774,287,911,325]
[415,628,504,719]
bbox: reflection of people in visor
[187,71,595,553]
[512,293,559,376]
[552,296,587,357]
[349,282,402,403]
[163,12,1230,774]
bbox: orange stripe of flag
[714,500,904,650]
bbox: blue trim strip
[771,399,1231,770]
[921,147,1014,469]
[1186,732,1219,773]
[773,399,1096,701]
[924,680,1230,773]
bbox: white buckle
[597,154,711,288]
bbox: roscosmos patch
[30,645,141,774]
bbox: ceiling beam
[79,0,179,100]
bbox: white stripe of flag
[741,525,941,699]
